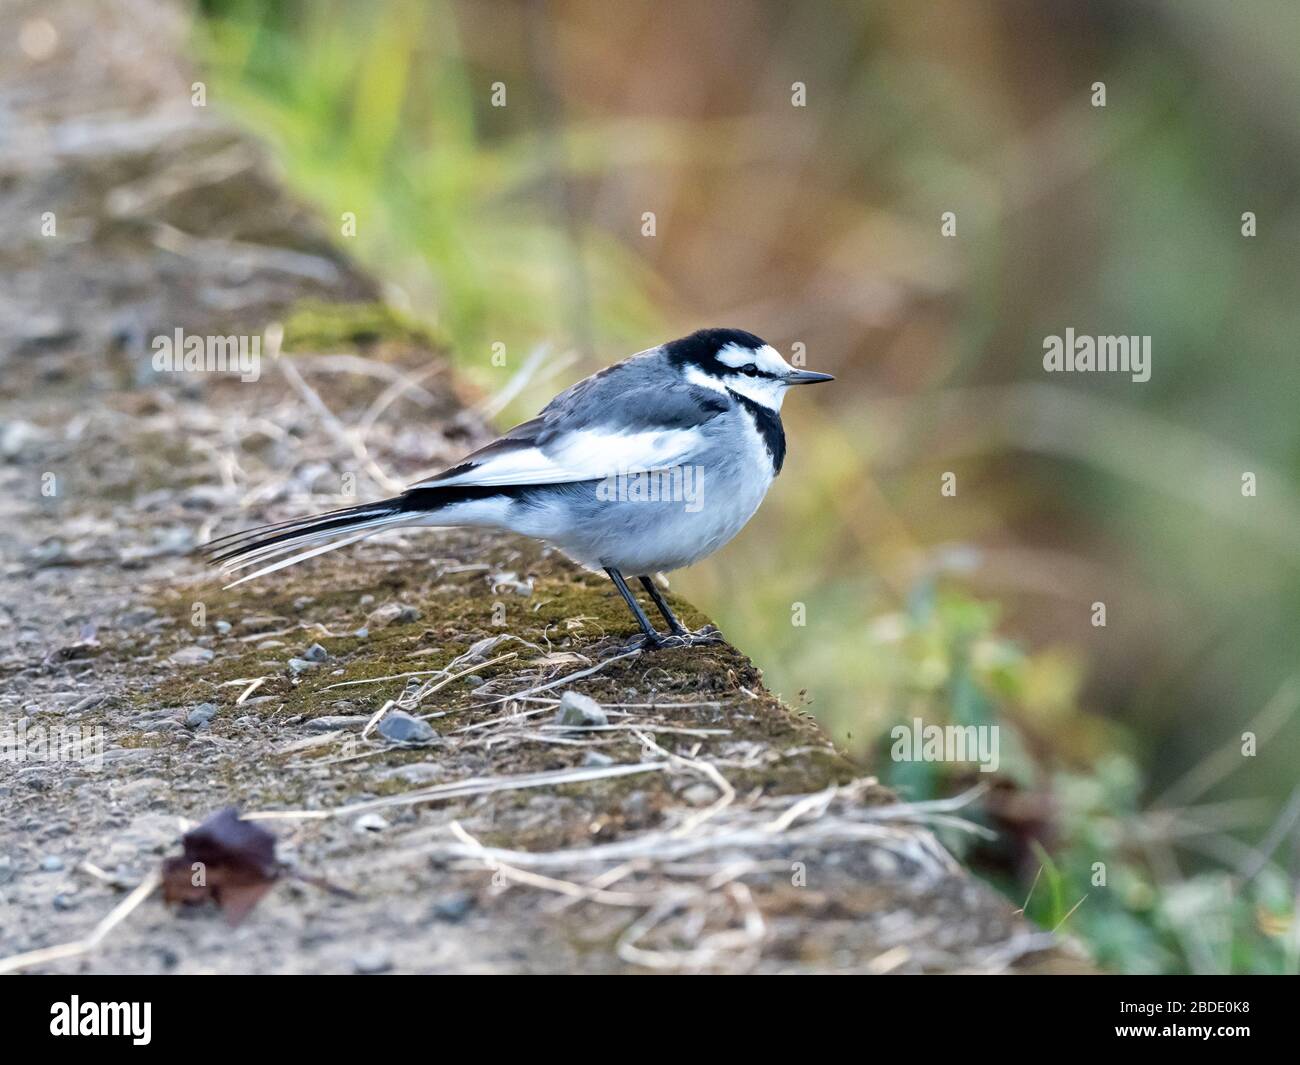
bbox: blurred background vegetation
[191,0,1300,973]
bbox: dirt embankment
[0,0,1085,973]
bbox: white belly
[520,434,775,574]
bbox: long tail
[201,497,413,588]
[202,484,520,588]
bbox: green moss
[116,732,168,749]
[280,299,442,354]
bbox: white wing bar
[411,427,706,489]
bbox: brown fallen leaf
[161,807,357,926]
[161,807,280,926]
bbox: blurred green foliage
[197,0,663,374]
[880,592,1298,973]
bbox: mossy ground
[116,525,864,828]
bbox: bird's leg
[605,567,665,649]
[637,576,690,636]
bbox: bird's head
[664,328,833,410]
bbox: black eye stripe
[699,354,774,380]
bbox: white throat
[724,374,786,410]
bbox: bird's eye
[739,364,760,377]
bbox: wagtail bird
[204,328,833,648]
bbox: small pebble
[622,791,650,822]
[366,602,422,629]
[352,949,392,975]
[353,813,390,833]
[376,710,437,745]
[40,855,64,872]
[430,891,475,923]
[555,690,607,728]
[0,420,40,458]
[680,783,718,806]
[304,715,370,732]
[301,642,330,662]
[168,645,214,666]
[133,721,179,734]
[186,703,217,729]
[239,614,284,633]
[582,751,615,767]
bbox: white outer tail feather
[217,510,409,588]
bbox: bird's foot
[623,631,669,653]
[625,625,723,652]
[679,624,724,646]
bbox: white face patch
[716,344,794,410]
[715,343,792,374]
